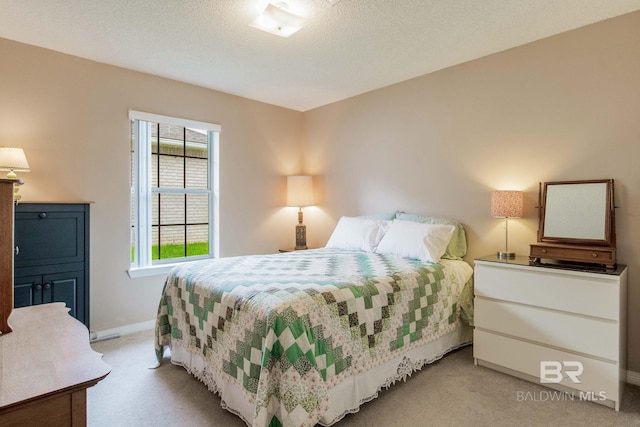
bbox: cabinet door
[14,272,83,324]
[44,271,84,322]
[14,275,43,308]
[14,211,85,269]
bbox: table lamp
[491,190,523,259]
[286,176,314,250]
[0,147,30,201]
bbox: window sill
[128,255,214,279]
[127,263,181,278]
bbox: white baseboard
[627,370,640,386]
[90,319,155,342]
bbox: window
[129,110,220,276]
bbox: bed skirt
[166,322,472,426]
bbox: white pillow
[325,216,391,252]
[375,220,455,262]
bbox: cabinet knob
[35,284,42,291]
[39,212,47,219]
[14,246,19,256]
[592,253,598,258]
[541,249,547,254]
[44,283,51,290]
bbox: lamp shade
[491,190,523,218]
[0,147,30,173]
[287,176,314,207]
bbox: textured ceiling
[1,0,639,111]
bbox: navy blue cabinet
[14,203,90,329]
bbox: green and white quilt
[155,248,470,427]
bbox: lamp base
[497,251,516,260]
[295,223,307,250]
[12,180,22,202]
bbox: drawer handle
[592,253,598,258]
[39,212,47,219]
[541,249,547,254]
[14,246,19,256]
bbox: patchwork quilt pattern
[155,249,463,427]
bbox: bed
[155,214,474,427]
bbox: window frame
[128,110,220,278]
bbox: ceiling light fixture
[250,3,306,38]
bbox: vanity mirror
[529,179,616,268]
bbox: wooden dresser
[0,179,15,334]
[0,304,111,426]
[473,255,627,410]
[0,181,109,426]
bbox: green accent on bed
[154,248,470,426]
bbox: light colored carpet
[88,330,640,426]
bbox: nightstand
[473,255,627,410]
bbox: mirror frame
[538,179,615,246]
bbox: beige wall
[2,11,639,371]
[0,38,303,332]
[303,12,640,370]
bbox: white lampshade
[287,176,314,207]
[0,146,30,178]
[491,191,523,218]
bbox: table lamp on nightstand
[491,190,523,259]
[286,175,314,250]
[0,146,30,201]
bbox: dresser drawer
[474,262,619,320]
[530,244,615,266]
[475,299,618,360]
[474,330,619,402]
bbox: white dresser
[473,255,627,410]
